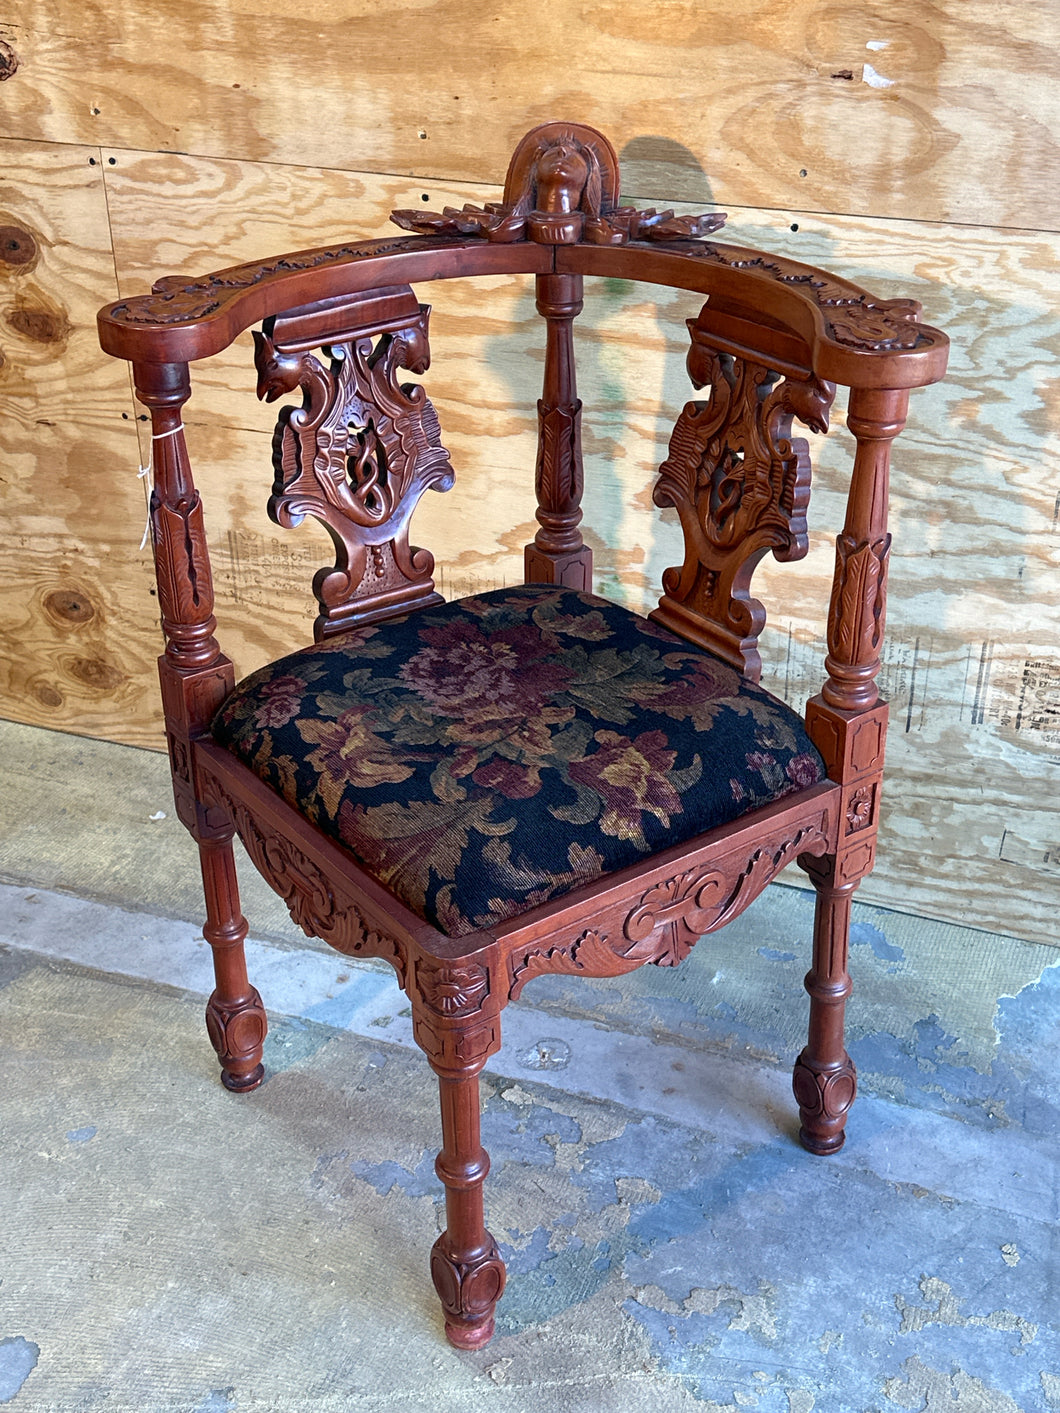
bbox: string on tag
[137,423,185,550]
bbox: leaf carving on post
[829,533,892,665]
[653,336,834,674]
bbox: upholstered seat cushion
[212,586,825,938]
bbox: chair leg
[793,865,858,1154]
[198,836,267,1092]
[429,1064,506,1349]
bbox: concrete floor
[1,718,1058,1411]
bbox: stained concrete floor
[1,718,1059,1411]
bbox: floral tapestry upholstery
[212,586,825,938]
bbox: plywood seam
[2,136,1043,240]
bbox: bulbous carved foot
[430,1234,507,1349]
[793,1051,857,1154]
[206,987,267,1092]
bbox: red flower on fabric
[568,729,684,846]
[398,619,573,736]
[471,758,542,799]
[298,704,414,816]
[785,752,822,788]
[250,674,308,729]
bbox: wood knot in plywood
[0,40,19,81]
[7,302,71,345]
[43,589,96,625]
[65,656,126,691]
[0,225,37,269]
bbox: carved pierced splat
[653,326,835,677]
[393,122,726,247]
[253,290,454,637]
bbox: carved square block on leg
[524,544,593,591]
[805,695,888,783]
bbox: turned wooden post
[797,384,909,1152]
[409,952,505,1346]
[792,855,858,1153]
[822,387,909,712]
[134,360,267,1091]
[525,271,593,589]
[199,836,266,1091]
[429,1064,506,1348]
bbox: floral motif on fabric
[213,586,825,937]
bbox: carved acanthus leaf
[509,824,829,991]
[618,825,829,967]
[508,927,619,999]
[108,236,444,326]
[650,242,928,352]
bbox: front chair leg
[198,836,267,1092]
[429,1063,506,1349]
[793,861,858,1154]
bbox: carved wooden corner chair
[97,123,947,1349]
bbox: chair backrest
[97,122,948,769]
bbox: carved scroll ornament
[253,308,454,634]
[203,773,408,986]
[653,334,835,675]
[508,822,828,997]
[392,122,726,247]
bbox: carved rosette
[430,1235,507,1348]
[845,783,875,834]
[653,339,834,676]
[416,959,490,1018]
[410,954,502,1072]
[253,307,454,635]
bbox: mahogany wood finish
[98,123,948,1347]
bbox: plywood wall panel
[0,140,129,426]
[2,2,1058,230]
[0,420,163,747]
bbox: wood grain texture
[0,141,160,744]
[0,420,163,746]
[0,140,129,425]
[1,2,1058,230]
